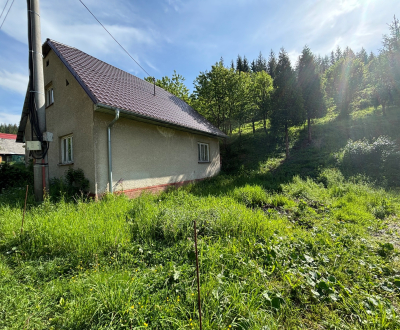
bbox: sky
[0,0,399,125]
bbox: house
[17,39,225,197]
[0,133,25,163]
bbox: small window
[198,142,209,163]
[61,135,73,164]
[46,87,54,106]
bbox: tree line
[152,16,400,158]
[0,123,18,134]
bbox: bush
[0,163,33,192]
[340,136,398,184]
[383,152,400,187]
[49,168,90,201]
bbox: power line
[0,0,10,22]
[0,0,15,30]
[78,0,152,78]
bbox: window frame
[46,86,54,107]
[197,142,210,163]
[60,135,73,164]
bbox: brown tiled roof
[45,39,225,138]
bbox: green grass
[1,106,400,329]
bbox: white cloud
[0,112,21,125]
[0,70,28,95]
[0,0,156,54]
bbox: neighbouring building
[0,133,25,163]
[17,39,225,198]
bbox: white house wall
[93,112,221,195]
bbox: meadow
[0,106,399,329]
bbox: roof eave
[95,103,226,139]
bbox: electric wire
[0,0,15,30]
[0,0,10,22]
[78,0,152,78]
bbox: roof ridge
[47,39,174,99]
[44,39,226,138]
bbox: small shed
[0,133,25,163]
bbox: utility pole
[27,0,48,201]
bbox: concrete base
[33,163,49,201]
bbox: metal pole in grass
[193,220,203,330]
[21,185,29,234]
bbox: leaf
[173,270,180,281]
[187,251,196,261]
[311,289,320,298]
[271,297,284,310]
[304,254,314,263]
[328,275,337,283]
[262,291,271,302]
[317,281,329,291]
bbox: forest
[147,16,400,159]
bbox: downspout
[107,110,120,193]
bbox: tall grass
[1,106,400,329]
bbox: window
[61,135,73,164]
[198,142,209,163]
[46,87,54,106]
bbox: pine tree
[382,15,400,105]
[357,47,369,64]
[335,46,342,62]
[271,48,305,157]
[242,56,250,72]
[236,55,243,72]
[330,51,336,65]
[267,50,277,79]
[297,46,326,142]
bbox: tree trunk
[285,124,289,158]
[252,120,255,134]
[308,117,311,142]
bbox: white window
[198,142,209,162]
[61,135,73,164]
[46,87,54,106]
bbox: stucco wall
[42,50,96,190]
[93,112,221,194]
[23,49,221,195]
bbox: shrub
[340,136,398,183]
[383,152,400,187]
[49,168,90,201]
[0,163,33,193]
[229,185,267,207]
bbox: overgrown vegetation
[1,104,400,329]
[0,162,33,193]
[1,15,400,330]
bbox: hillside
[1,107,400,329]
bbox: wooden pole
[21,185,29,234]
[193,220,203,330]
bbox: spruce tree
[236,55,243,72]
[267,50,277,79]
[271,48,305,157]
[297,46,326,142]
[242,56,250,72]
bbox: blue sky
[0,0,399,124]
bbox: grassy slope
[1,107,400,329]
